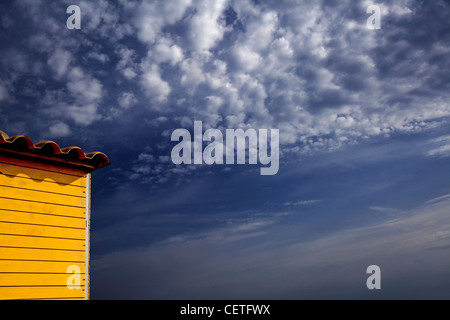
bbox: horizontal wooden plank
[0,158,86,184]
[0,198,85,218]
[35,297,85,300]
[0,286,85,300]
[0,247,85,261]
[0,222,85,240]
[0,260,85,273]
[0,174,85,197]
[0,274,86,286]
[0,234,85,251]
[0,210,85,229]
[0,186,85,208]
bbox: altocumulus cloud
[0,0,449,152]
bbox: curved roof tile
[0,130,111,172]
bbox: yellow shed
[0,130,110,300]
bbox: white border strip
[85,173,91,300]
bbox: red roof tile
[0,130,111,172]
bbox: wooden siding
[0,156,88,300]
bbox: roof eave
[0,144,111,173]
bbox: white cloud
[140,64,171,103]
[118,92,137,109]
[231,45,261,72]
[79,0,125,40]
[426,193,450,204]
[138,153,156,163]
[284,200,322,206]
[48,121,71,137]
[115,46,138,80]
[87,52,110,63]
[122,68,137,80]
[187,0,229,52]
[47,49,72,79]
[67,67,103,105]
[151,38,184,66]
[41,65,104,126]
[131,0,192,44]
[180,58,206,90]
[66,103,101,126]
[238,10,278,52]
[426,135,450,158]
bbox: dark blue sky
[1,0,450,299]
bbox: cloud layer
[1,0,449,151]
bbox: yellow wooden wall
[0,155,89,300]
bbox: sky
[1,0,450,299]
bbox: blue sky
[1,0,450,299]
